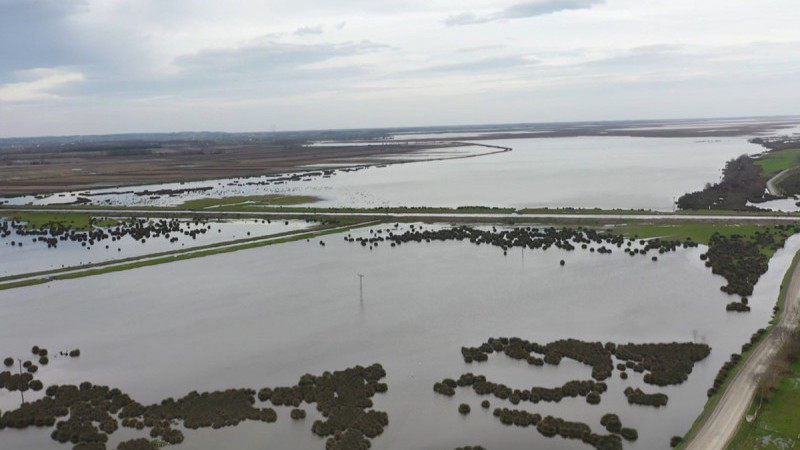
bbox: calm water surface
[2,136,759,211]
[1,224,797,449]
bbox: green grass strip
[754,148,800,176]
[726,356,800,449]
[180,195,321,209]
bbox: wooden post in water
[358,274,364,303]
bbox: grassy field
[617,222,777,243]
[726,356,800,450]
[2,212,123,231]
[616,223,774,243]
[754,148,800,176]
[180,195,321,210]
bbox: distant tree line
[750,136,800,152]
[677,155,773,210]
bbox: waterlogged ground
[0,218,312,277]
[1,224,798,449]
[1,136,757,211]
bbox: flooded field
[0,218,312,277]
[1,223,797,449]
[2,136,758,211]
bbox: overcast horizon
[1,0,798,138]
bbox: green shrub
[620,427,638,441]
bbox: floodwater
[0,218,312,277]
[1,136,758,211]
[1,223,797,450]
[749,197,800,213]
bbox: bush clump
[600,414,621,433]
[624,387,668,407]
[458,403,471,415]
[709,353,743,397]
[614,342,710,386]
[620,427,638,441]
[726,301,750,312]
[436,373,605,405]
[460,337,614,381]
[493,408,541,427]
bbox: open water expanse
[3,136,760,211]
[1,223,798,449]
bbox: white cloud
[446,0,604,25]
[1,0,800,136]
[0,68,85,102]
[294,25,324,36]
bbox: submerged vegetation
[348,224,698,260]
[459,337,709,387]
[623,387,668,407]
[703,226,799,297]
[435,337,709,448]
[491,408,624,450]
[347,222,800,311]
[435,373,607,405]
[0,215,311,251]
[0,348,388,450]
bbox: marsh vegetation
[0,348,388,450]
[434,337,709,448]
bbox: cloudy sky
[0,0,798,137]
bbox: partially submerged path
[0,221,378,290]
[684,254,800,450]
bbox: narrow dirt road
[766,168,792,196]
[684,254,800,450]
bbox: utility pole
[17,358,24,404]
[358,274,364,303]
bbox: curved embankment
[684,253,800,450]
